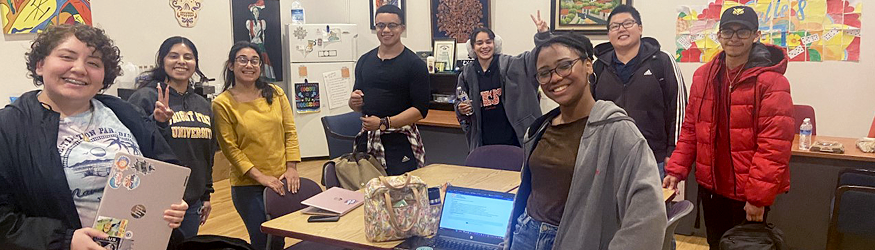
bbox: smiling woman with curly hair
[0,24,188,250]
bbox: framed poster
[369,0,406,30]
[433,39,456,71]
[231,0,284,82]
[294,81,320,113]
[551,0,630,34]
[431,0,490,43]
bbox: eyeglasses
[375,22,401,30]
[609,20,638,31]
[719,28,754,39]
[536,58,583,84]
[235,56,261,66]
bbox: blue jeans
[658,161,666,180]
[509,210,558,250]
[232,185,271,250]
[178,199,203,239]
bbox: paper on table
[324,70,351,110]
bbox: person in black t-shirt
[349,5,429,175]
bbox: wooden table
[416,110,460,129]
[261,164,520,250]
[792,135,875,162]
[262,164,676,250]
[676,135,875,249]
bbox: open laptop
[301,187,364,216]
[92,152,190,250]
[397,185,516,250]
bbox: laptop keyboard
[434,238,496,250]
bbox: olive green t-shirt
[526,116,588,226]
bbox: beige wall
[1,0,873,137]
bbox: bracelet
[380,117,390,131]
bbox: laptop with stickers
[92,152,190,250]
[397,185,516,250]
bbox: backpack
[591,52,667,96]
[719,222,789,250]
[326,152,387,191]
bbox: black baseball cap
[720,6,758,31]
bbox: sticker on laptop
[95,216,129,238]
[123,174,140,190]
[94,236,133,250]
[108,172,123,189]
[132,159,155,175]
[115,156,130,172]
[130,204,146,219]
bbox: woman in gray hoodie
[505,33,666,250]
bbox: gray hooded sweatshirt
[454,32,552,152]
[505,100,667,249]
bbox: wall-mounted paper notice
[323,70,351,110]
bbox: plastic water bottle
[456,87,473,116]
[799,118,813,150]
[291,0,305,25]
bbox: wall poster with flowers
[676,0,862,62]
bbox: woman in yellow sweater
[212,41,301,250]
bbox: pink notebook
[301,187,364,216]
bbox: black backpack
[719,222,789,250]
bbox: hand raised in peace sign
[154,84,174,123]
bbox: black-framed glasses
[536,58,583,84]
[375,22,401,30]
[609,20,637,31]
[235,56,261,66]
[719,28,754,39]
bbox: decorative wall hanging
[431,0,490,43]
[170,0,202,28]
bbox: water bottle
[291,0,305,25]
[456,87,473,116]
[799,118,813,150]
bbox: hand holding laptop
[164,200,188,228]
[73,228,108,250]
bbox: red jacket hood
[702,43,789,85]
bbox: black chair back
[321,112,362,159]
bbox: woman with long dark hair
[127,36,215,239]
[212,41,301,250]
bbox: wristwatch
[379,117,390,131]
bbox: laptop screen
[438,186,515,239]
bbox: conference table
[262,164,676,250]
[766,135,875,249]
